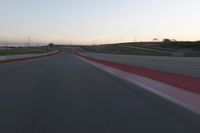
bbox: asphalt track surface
[0,48,199,133]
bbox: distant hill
[80,41,200,56]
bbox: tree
[49,43,54,48]
[163,39,171,43]
[153,38,158,42]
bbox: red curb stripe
[75,52,200,94]
[0,49,63,64]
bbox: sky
[0,0,200,45]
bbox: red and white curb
[75,53,200,116]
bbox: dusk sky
[0,0,200,45]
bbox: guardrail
[0,49,62,64]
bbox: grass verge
[0,47,53,56]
